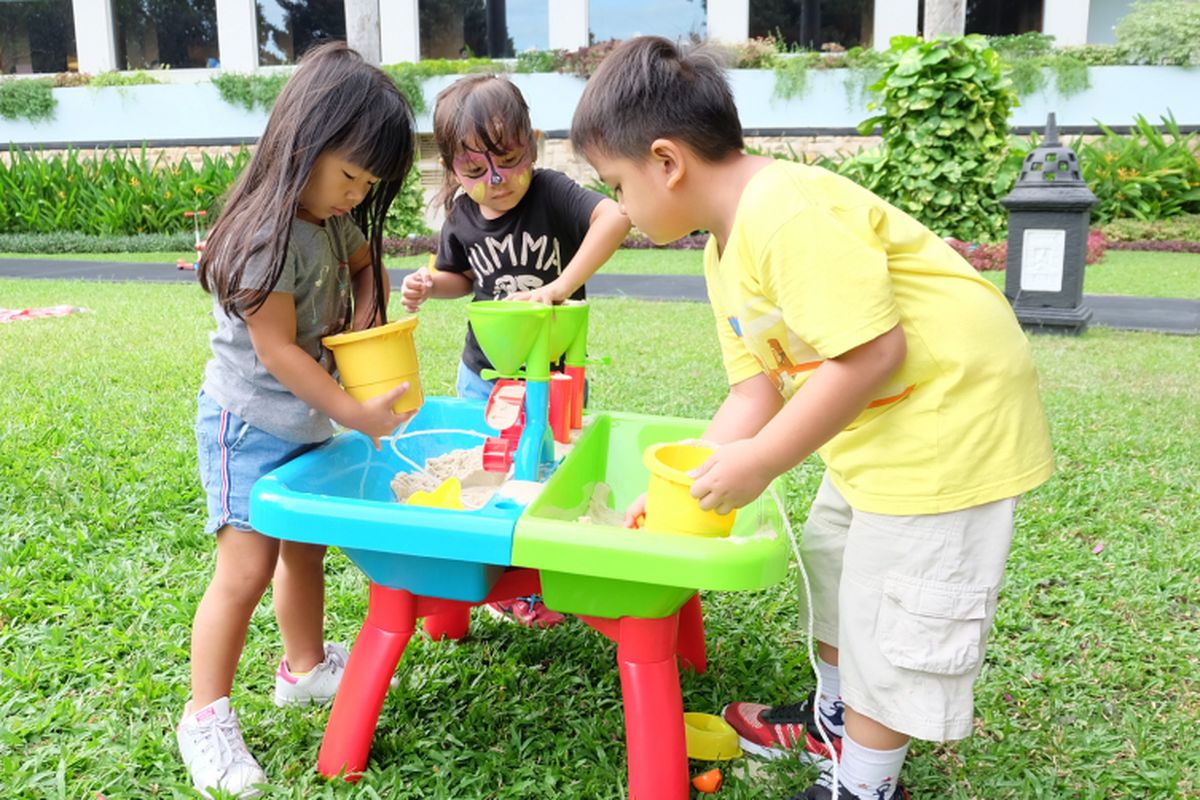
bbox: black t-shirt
[437,168,606,375]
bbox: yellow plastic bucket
[321,317,423,414]
[642,442,736,538]
[684,712,743,761]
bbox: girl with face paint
[401,74,629,628]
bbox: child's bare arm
[691,324,907,514]
[512,198,630,304]
[704,373,784,443]
[245,291,413,447]
[348,242,388,329]
[401,266,474,311]
[623,373,780,527]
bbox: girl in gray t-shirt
[177,42,417,798]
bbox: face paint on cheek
[468,182,488,202]
[512,168,531,189]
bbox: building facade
[2,0,1131,76]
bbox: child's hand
[509,280,567,305]
[401,267,434,312]
[354,382,417,449]
[689,439,774,515]
[624,492,647,528]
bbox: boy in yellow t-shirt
[571,37,1053,800]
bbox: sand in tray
[391,446,506,510]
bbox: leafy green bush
[1101,213,1200,242]
[1074,115,1200,222]
[772,52,822,100]
[858,35,1018,242]
[987,32,1090,97]
[0,147,247,236]
[0,78,56,122]
[515,49,567,73]
[725,36,782,69]
[210,72,290,112]
[88,70,162,88]
[385,164,432,238]
[0,146,430,239]
[1060,44,1127,66]
[0,231,193,253]
[1115,0,1200,65]
[382,58,505,113]
[559,40,623,79]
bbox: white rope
[770,484,839,796]
[383,427,491,475]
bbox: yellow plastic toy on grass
[684,712,742,760]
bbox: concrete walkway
[2,258,1196,335]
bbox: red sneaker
[793,778,909,800]
[722,691,842,764]
[485,595,566,629]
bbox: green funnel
[548,302,589,365]
[468,301,552,379]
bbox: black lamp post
[1001,113,1098,335]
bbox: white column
[873,0,919,51]
[548,0,589,51]
[706,0,748,43]
[1042,0,1091,47]
[345,0,382,64]
[381,0,420,63]
[923,0,966,37]
[72,0,118,73]
[216,0,260,71]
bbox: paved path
[2,258,1196,335]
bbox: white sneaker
[176,697,266,799]
[273,642,348,707]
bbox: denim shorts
[195,391,326,534]
[456,360,498,402]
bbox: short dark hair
[571,36,743,163]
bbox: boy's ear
[649,138,687,190]
[531,129,543,162]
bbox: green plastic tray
[513,412,790,618]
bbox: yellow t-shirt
[705,161,1054,515]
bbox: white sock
[837,732,909,800]
[815,657,845,736]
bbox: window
[965,0,1043,37]
[750,0,874,51]
[505,0,548,53]
[0,0,76,74]
[421,0,553,56]
[258,0,347,66]
[589,0,706,44]
[113,0,218,70]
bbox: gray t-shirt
[202,216,366,443]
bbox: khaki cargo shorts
[799,471,1017,742]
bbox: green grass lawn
[3,248,1197,300]
[1,279,1197,799]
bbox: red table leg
[423,603,471,640]
[616,614,689,800]
[318,583,417,781]
[676,593,708,673]
[317,570,544,781]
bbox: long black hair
[199,41,415,324]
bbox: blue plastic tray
[250,398,521,601]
